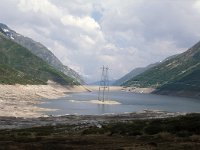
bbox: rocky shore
[0,110,184,129]
[0,83,88,118]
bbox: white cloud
[0,0,200,82]
[61,15,100,31]
[18,0,61,17]
[194,0,200,13]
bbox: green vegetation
[0,114,200,149]
[0,23,84,84]
[123,41,200,93]
[113,62,159,86]
[0,34,79,85]
[83,114,200,136]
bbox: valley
[1,5,200,148]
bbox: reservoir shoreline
[0,84,199,118]
[0,110,185,129]
[0,84,88,118]
[0,84,123,118]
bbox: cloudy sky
[1,0,200,82]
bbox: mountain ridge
[0,23,84,84]
[0,33,78,85]
[113,63,159,86]
[114,55,177,86]
[123,41,200,98]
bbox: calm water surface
[39,91,200,116]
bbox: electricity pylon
[98,66,109,102]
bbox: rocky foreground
[0,113,200,150]
[0,110,183,129]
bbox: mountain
[123,41,200,98]
[114,55,177,86]
[113,63,158,86]
[0,33,78,85]
[0,23,84,84]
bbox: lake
[39,91,200,116]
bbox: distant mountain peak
[0,23,15,40]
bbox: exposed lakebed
[39,91,200,116]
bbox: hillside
[123,41,200,97]
[0,23,84,84]
[0,33,78,85]
[114,55,177,86]
[113,63,158,86]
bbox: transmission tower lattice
[98,66,110,102]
